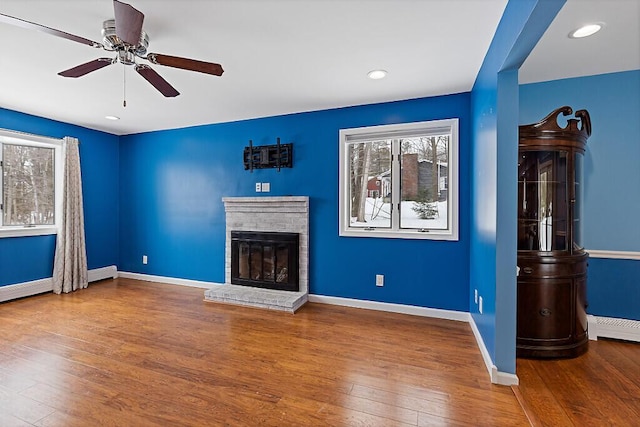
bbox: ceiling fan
[0,0,224,98]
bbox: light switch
[261,182,270,192]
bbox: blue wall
[0,234,56,286]
[470,0,565,375]
[588,258,640,321]
[119,95,471,311]
[520,70,640,321]
[0,108,119,286]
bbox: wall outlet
[261,182,270,192]
[474,289,478,304]
[375,274,384,287]
[479,296,483,314]
[255,182,262,192]
[142,255,148,265]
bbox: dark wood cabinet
[516,106,591,359]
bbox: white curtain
[53,137,88,294]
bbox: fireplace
[205,196,309,313]
[231,231,299,292]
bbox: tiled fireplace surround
[204,196,309,313]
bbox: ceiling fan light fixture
[569,23,603,39]
[367,69,387,80]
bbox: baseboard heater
[588,315,640,343]
[0,265,117,303]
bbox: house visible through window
[339,119,458,240]
[0,129,63,238]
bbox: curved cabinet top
[519,106,591,153]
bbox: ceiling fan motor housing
[102,18,149,60]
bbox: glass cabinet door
[573,153,584,251]
[518,150,569,252]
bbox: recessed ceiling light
[367,70,387,80]
[105,115,120,121]
[569,23,603,39]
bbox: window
[0,129,63,238]
[339,119,458,240]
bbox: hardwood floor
[514,338,640,427]
[1,278,637,426]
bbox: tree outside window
[0,129,62,238]
[2,144,55,226]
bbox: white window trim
[338,119,459,241]
[0,129,64,239]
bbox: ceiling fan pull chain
[123,64,127,107]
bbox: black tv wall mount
[243,138,293,172]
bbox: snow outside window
[339,119,458,241]
[0,129,63,238]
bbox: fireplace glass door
[237,242,291,283]
[232,231,299,291]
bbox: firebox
[231,231,299,292]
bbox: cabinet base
[517,338,588,359]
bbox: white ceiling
[0,0,508,135]
[520,0,640,84]
[0,0,637,136]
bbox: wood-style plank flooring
[514,338,640,427]
[1,278,638,426]
[1,278,528,426]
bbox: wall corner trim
[469,316,519,386]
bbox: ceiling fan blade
[146,53,224,76]
[0,13,102,48]
[135,64,179,97]
[58,58,115,78]
[113,0,144,46]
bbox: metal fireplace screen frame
[231,231,299,292]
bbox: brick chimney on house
[402,153,419,200]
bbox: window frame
[0,128,64,238]
[338,119,459,241]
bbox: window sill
[0,226,58,238]
[340,228,458,241]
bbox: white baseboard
[469,316,519,386]
[308,294,470,322]
[588,315,640,343]
[0,265,118,303]
[118,271,220,289]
